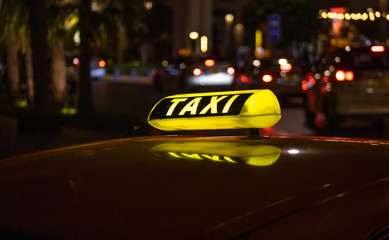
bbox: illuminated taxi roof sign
[147,89,281,131]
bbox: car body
[184,60,235,90]
[0,89,389,239]
[153,57,235,91]
[302,45,389,129]
[1,136,389,239]
[232,57,304,102]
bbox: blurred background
[1,0,389,158]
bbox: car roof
[1,135,389,239]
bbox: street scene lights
[189,31,199,53]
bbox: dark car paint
[0,136,388,239]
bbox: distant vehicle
[153,59,185,91]
[232,57,304,101]
[153,57,235,91]
[302,45,389,129]
[67,57,106,82]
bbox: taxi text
[166,95,240,116]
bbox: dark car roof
[0,135,388,239]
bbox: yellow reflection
[151,141,281,167]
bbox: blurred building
[165,0,389,61]
[169,0,250,59]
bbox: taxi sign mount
[147,89,281,131]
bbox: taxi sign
[147,89,281,131]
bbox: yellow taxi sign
[147,89,281,131]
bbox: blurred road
[0,115,121,159]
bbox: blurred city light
[280,63,292,72]
[73,31,80,45]
[225,14,234,23]
[253,59,261,67]
[278,58,288,65]
[336,70,346,81]
[262,74,273,83]
[144,1,153,10]
[200,36,208,53]
[227,67,235,75]
[204,59,215,67]
[64,13,78,30]
[98,60,106,68]
[73,58,80,66]
[193,68,202,76]
[371,45,385,52]
[318,9,389,22]
[162,60,169,67]
[345,71,354,81]
[189,32,199,40]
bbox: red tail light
[262,74,273,83]
[336,70,354,81]
[302,80,309,90]
[280,63,292,72]
[239,75,252,84]
[227,67,235,75]
[193,68,202,76]
[371,45,385,53]
[204,59,215,67]
[239,75,249,83]
[98,60,106,68]
[345,71,354,81]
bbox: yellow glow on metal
[147,89,281,131]
[151,142,281,167]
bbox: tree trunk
[51,41,67,107]
[27,0,51,117]
[6,35,20,101]
[25,40,34,103]
[115,24,127,64]
[77,0,93,115]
